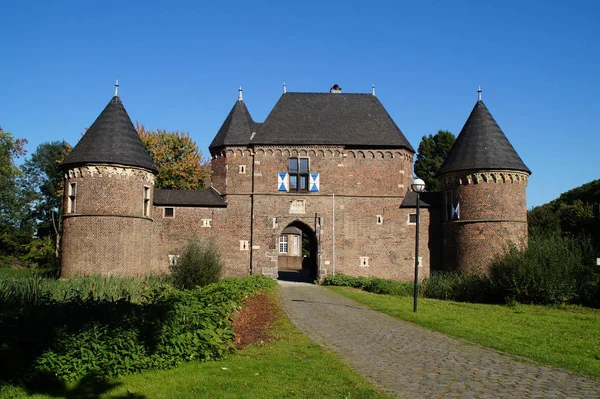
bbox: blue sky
[1,0,598,208]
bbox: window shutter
[278,172,289,191]
[309,172,320,192]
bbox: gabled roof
[252,93,414,151]
[62,96,157,173]
[209,100,255,150]
[438,100,530,175]
[153,187,227,207]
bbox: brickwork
[61,164,156,277]
[441,170,529,273]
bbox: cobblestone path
[278,282,599,399]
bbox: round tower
[438,92,531,274]
[61,90,158,277]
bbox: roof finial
[372,84,376,96]
[114,79,119,97]
[477,85,482,101]
[283,81,287,94]
[238,86,243,101]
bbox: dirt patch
[232,292,280,348]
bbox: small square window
[408,214,417,225]
[376,215,383,225]
[239,165,247,174]
[164,207,174,218]
[202,219,212,228]
[168,254,180,266]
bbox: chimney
[329,84,342,93]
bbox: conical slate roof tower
[440,90,530,274]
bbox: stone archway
[277,221,318,283]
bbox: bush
[322,274,414,297]
[490,231,597,305]
[422,271,496,303]
[170,240,223,290]
[0,275,276,385]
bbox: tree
[136,123,209,190]
[20,141,72,261]
[414,130,456,192]
[0,127,30,261]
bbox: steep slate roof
[153,188,227,207]
[252,93,414,151]
[209,100,255,150]
[439,100,530,175]
[62,96,157,173]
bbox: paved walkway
[278,282,600,399]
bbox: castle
[60,84,530,281]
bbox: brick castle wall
[61,165,155,276]
[441,171,529,273]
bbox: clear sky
[1,0,598,208]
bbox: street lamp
[411,178,426,312]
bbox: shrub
[490,231,596,305]
[170,240,223,290]
[322,274,413,297]
[0,275,276,385]
[422,271,496,303]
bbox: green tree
[20,141,72,262]
[136,123,210,190]
[0,127,30,262]
[414,130,456,192]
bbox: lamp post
[411,178,426,312]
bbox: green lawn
[327,286,600,379]
[3,291,393,399]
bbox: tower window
[143,186,151,217]
[288,157,309,192]
[408,213,417,225]
[67,182,77,213]
[376,215,383,225]
[164,207,174,218]
[239,165,246,174]
[202,219,212,227]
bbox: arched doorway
[277,221,318,283]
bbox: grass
[3,290,393,399]
[327,286,600,379]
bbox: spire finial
[477,85,482,101]
[114,79,119,97]
[372,84,376,96]
[238,86,243,101]
[283,81,287,94]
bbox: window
[376,215,383,225]
[143,186,151,217]
[164,207,174,218]
[359,256,369,267]
[288,157,309,192]
[67,182,77,213]
[279,235,288,254]
[444,191,452,221]
[239,240,249,250]
[408,213,417,225]
[239,165,246,174]
[168,255,180,266]
[202,219,212,227]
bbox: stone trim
[445,219,528,224]
[63,214,153,221]
[65,164,156,184]
[211,146,413,161]
[441,170,529,188]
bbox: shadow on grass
[22,373,146,399]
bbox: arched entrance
[277,221,318,283]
